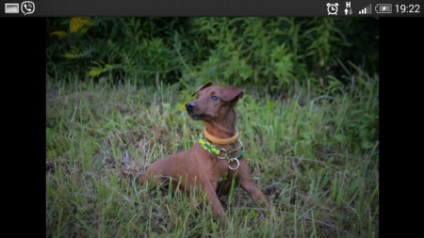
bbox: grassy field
[46,75,379,237]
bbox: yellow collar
[202,127,239,145]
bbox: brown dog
[140,82,270,225]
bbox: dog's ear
[192,82,213,96]
[221,87,243,103]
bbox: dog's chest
[208,154,230,174]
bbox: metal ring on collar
[217,155,227,160]
[217,147,227,160]
[228,158,240,170]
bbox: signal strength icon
[359,4,372,14]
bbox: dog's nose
[186,102,195,112]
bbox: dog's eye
[210,95,219,101]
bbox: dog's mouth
[187,113,207,120]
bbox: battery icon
[375,3,392,13]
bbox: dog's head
[186,82,243,121]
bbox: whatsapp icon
[21,1,35,15]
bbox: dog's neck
[203,108,238,144]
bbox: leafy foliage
[46,17,378,94]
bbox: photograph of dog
[47,17,379,237]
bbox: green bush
[46,17,378,94]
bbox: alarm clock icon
[327,3,339,15]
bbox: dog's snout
[186,102,195,112]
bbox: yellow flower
[70,17,90,33]
[50,31,68,38]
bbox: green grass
[46,75,378,237]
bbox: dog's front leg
[201,181,228,227]
[237,159,271,209]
